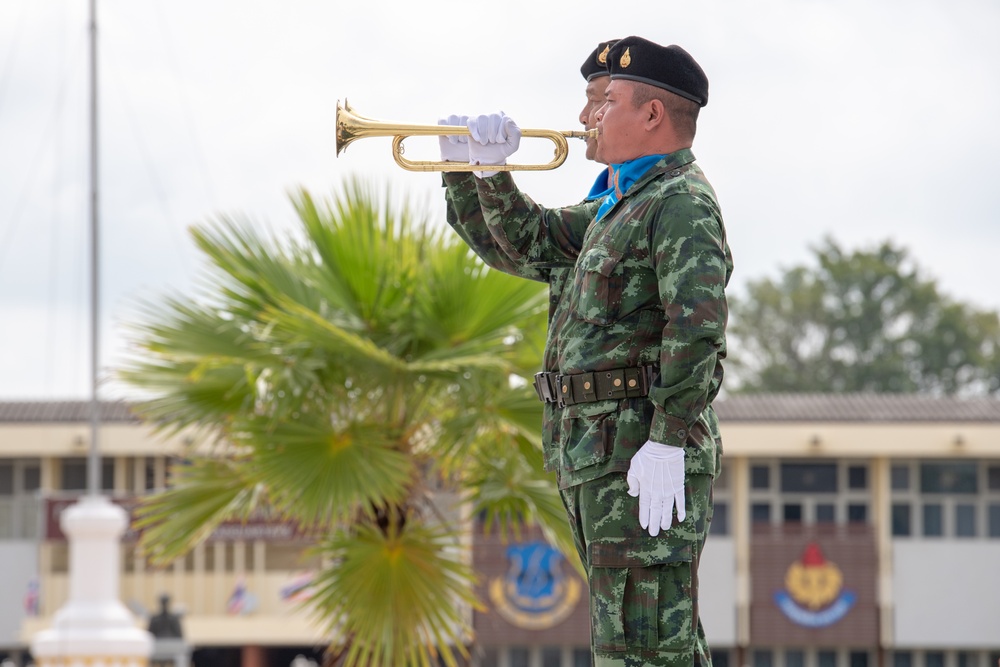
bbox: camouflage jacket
[442,172,600,474]
[473,149,732,488]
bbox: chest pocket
[574,245,624,326]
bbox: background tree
[728,237,1000,395]
[118,180,576,667]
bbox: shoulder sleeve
[442,173,547,282]
[646,190,732,447]
[475,173,598,266]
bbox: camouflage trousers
[561,471,715,667]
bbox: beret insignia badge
[597,45,610,65]
[620,47,632,68]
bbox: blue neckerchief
[586,166,614,201]
[595,154,667,222]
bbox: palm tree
[117,180,576,667]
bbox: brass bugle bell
[335,100,597,172]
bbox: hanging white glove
[627,440,686,537]
[438,115,470,164]
[466,112,521,178]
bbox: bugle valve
[335,100,597,172]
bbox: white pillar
[31,495,153,667]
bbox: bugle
[335,100,597,172]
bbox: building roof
[0,400,140,423]
[1,394,1000,424]
[713,393,1000,423]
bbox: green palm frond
[191,216,323,317]
[134,456,267,564]
[309,518,478,667]
[293,185,425,327]
[462,435,582,578]
[237,416,415,527]
[413,242,548,360]
[116,178,568,664]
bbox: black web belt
[533,365,656,407]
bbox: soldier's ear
[646,99,666,129]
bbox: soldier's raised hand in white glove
[438,115,470,164]
[627,440,686,537]
[466,112,521,178]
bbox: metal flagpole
[87,0,100,497]
[31,3,153,663]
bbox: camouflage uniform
[443,170,600,499]
[471,149,732,667]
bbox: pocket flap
[578,246,623,278]
[589,537,692,567]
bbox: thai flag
[226,580,248,615]
[280,572,315,602]
[24,578,39,616]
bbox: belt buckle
[532,372,547,402]
[555,374,567,408]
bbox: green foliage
[118,179,575,666]
[729,237,1000,394]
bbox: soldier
[463,36,731,667]
[437,40,617,528]
[147,593,183,639]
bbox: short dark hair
[630,81,700,140]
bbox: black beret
[606,36,709,107]
[580,39,619,82]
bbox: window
[509,648,529,667]
[848,503,868,523]
[781,463,838,493]
[144,457,157,492]
[892,653,912,667]
[751,465,771,490]
[711,651,730,667]
[921,462,977,494]
[752,650,773,667]
[715,463,730,490]
[710,502,729,536]
[819,651,838,667]
[541,647,561,667]
[751,503,771,524]
[786,650,805,667]
[925,653,945,667]
[956,504,977,537]
[24,464,40,491]
[816,503,836,524]
[848,466,868,489]
[751,459,872,528]
[0,464,12,495]
[894,460,1000,540]
[60,458,114,491]
[784,504,803,523]
[957,652,977,667]
[892,503,911,536]
[850,652,869,667]
[480,648,499,667]
[923,504,944,537]
[989,504,1000,538]
[891,465,910,490]
[572,648,591,667]
[988,466,1000,491]
[0,460,45,540]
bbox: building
[0,401,327,667]
[2,395,999,667]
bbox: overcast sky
[1,0,998,399]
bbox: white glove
[438,115,469,163]
[626,440,686,537]
[466,112,521,178]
